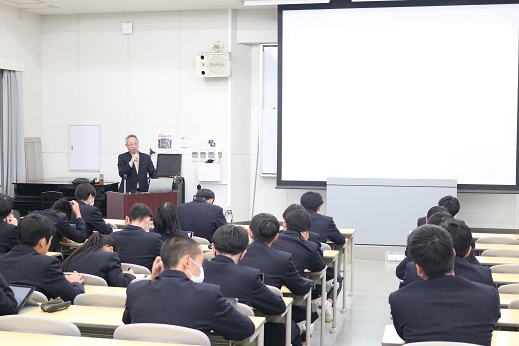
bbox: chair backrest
[321,242,332,251]
[266,285,283,297]
[476,236,519,245]
[203,251,215,260]
[41,191,63,210]
[490,264,519,274]
[120,263,151,275]
[192,236,210,245]
[498,283,519,294]
[114,323,211,345]
[30,290,48,303]
[405,342,481,346]
[235,302,255,316]
[74,293,126,308]
[0,315,80,336]
[481,249,519,257]
[508,298,519,310]
[65,272,107,286]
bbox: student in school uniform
[61,232,135,287]
[0,272,17,316]
[70,183,113,237]
[0,194,19,254]
[281,204,321,247]
[300,192,345,246]
[149,202,190,242]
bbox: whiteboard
[69,125,102,171]
[261,45,277,175]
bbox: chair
[64,272,107,286]
[498,283,519,294]
[0,315,80,336]
[235,302,255,316]
[266,285,283,297]
[508,298,519,310]
[481,249,519,257]
[476,237,519,245]
[203,251,215,260]
[192,236,210,245]
[30,291,48,303]
[113,323,211,345]
[321,242,331,251]
[74,293,126,308]
[121,263,151,275]
[41,191,63,210]
[490,264,519,274]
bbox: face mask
[188,257,204,283]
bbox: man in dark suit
[123,235,255,341]
[300,191,345,246]
[176,189,227,242]
[71,183,113,237]
[0,194,19,254]
[0,214,84,302]
[389,224,500,346]
[0,273,17,316]
[32,199,87,252]
[118,134,158,193]
[111,203,163,271]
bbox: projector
[195,52,232,77]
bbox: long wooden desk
[339,228,355,303]
[476,256,519,266]
[497,308,519,328]
[475,243,519,252]
[473,233,519,241]
[47,251,63,258]
[281,285,313,346]
[84,285,127,295]
[323,249,339,333]
[493,273,519,285]
[500,293,519,307]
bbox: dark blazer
[417,216,426,227]
[69,201,113,237]
[239,241,311,296]
[176,199,227,242]
[0,273,17,316]
[0,220,18,254]
[123,270,255,341]
[118,151,158,193]
[63,250,135,287]
[307,210,345,245]
[32,209,87,252]
[399,256,495,289]
[0,245,84,302]
[204,255,286,315]
[110,225,163,271]
[149,228,190,242]
[271,230,326,276]
[390,274,500,346]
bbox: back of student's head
[0,193,13,219]
[441,219,471,258]
[282,204,306,220]
[195,189,215,201]
[300,192,323,212]
[129,203,153,222]
[250,213,280,243]
[154,202,181,235]
[285,209,311,233]
[212,225,249,255]
[52,198,73,220]
[426,205,449,219]
[161,235,202,269]
[427,211,453,226]
[18,214,56,247]
[61,232,119,271]
[407,224,454,278]
[75,183,96,201]
[438,195,460,217]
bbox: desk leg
[331,259,338,333]
[321,273,326,346]
[349,235,355,296]
[285,303,292,346]
[341,241,348,313]
[257,323,264,346]
[306,290,311,346]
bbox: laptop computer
[9,284,36,313]
[148,178,175,193]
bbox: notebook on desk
[9,284,36,313]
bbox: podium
[107,189,185,219]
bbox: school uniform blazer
[123,270,255,341]
[307,210,345,245]
[118,151,158,193]
[203,255,286,315]
[0,219,18,254]
[271,230,326,276]
[110,225,163,271]
[239,241,311,296]
[63,250,135,287]
[175,198,227,242]
[390,274,500,346]
[0,245,84,302]
[149,228,190,242]
[32,209,87,252]
[417,216,426,227]
[0,273,17,316]
[399,256,496,288]
[69,200,113,237]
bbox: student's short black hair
[438,195,460,217]
[75,183,96,201]
[212,224,249,255]
[441,219,472,258]
[161,235,202,269]
[426,205,449,219]
[250,213,280,243]
[300,192,323,212]
[285,209,311,233]
[195,189,215,201]
[282,204,306,220]
[18,214,56,247]
[0,193,13,219]
[52,198,73,220]
[128,203,153,222]
[407,224,454,278]
[427,211,453,226]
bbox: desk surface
[473,233,519,240]
[476,243,519,251]
[338,228,355,237]
[494,273,519,285]
[500,293,519,307]
[476,256,519,266]
[47,252,62,257]
[497,308,519,327]
[84,285,127,295]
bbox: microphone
[134,150,139,162]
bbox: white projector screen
[279,2,519,191]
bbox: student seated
[61,233,136,287]
[70,183,113,237]
[0,273,17,316]
[389,224,500,346]
[123,236,255,341]
[111,203,163,271]
[417,195,460,227]
[149,202,190,242]
[32,198,87,252]
[0,214,84,302]
[300,192,345,246]
[282,204,321,247]
[0,194,19,254]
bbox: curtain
[0,70,26,196]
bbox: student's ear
[273,233,279,242]
[425,217,428,224]
[212,247,217,257]
[38,237,48,248]
[464,248,471,258]
[282,220,287,230]
[248,230,254,241]
[416,264,427,280]
[453,248,456,257]
[317,205,322,213]
[240,249,247,260]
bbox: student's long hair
[153,202,181,236]
[61,233,119,271]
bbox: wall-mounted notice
[157,133,174,154]
[180,136,191,154]
[199,136,216,150]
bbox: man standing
[118,134,158,193]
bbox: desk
[476,256,519,266]
[281,285,313,346]
[493,273,519,285]
[323,249,339,333]
[47,251,63,258]
[257,297,293,346]
[500,293,519,307]
[497,308,519,328]
[84,285,127,295]
[104,219,127,229]
[304,267,326,346]
[475,243,519,253]
[473,233,519,241]
[339,228,355,309]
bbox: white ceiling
[1,0,276,15]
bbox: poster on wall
[180,136,191,154]
[157,133,174,154]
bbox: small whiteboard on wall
[69,125,102,171]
